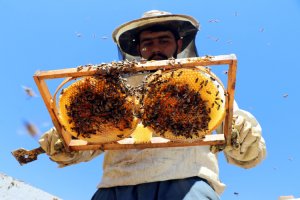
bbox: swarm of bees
[138,68,226,142]
[57,64,226,143]
[141,81,210,139]
[58,67,139,143]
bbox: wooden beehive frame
[34,54,237,151]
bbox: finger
[240,131,260,153]
[233,115,245,133]
[238,120,252,144]
[240,140,260,161]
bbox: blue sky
[1,0,300,199]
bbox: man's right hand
[39,128,102,167]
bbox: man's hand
[39,128,102,167]
[223,113,266,168]
[230,115,259,153]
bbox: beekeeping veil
[112,10,200,61]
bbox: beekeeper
[39,10,267,200]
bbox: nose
[150,40,162,53]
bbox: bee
[21,85,37,97]
[23,120,39,137]
[177,71,183,77]
[204,80,208,86]
[233,192,239,196]
[259,27,265,32]
[207,36,219,42]
[177,61,182,67]
[205,55,214,59]
[214,101,220,107]
[210,77,216,81]
[77,66,84,71]
[75,32,82,37]
[86,65,93,71]
[195,78,199,83]
[170,71,174,78]
[208,19,220,23]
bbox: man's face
[138,30,182,60]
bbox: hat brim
[112,14,200,57]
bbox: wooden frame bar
[33,54,237,151]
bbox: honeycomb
[58,76,138,143]
[140,68,226,142]
[131,123,153,144]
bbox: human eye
[141,41,153,47]
[160,38,172,44]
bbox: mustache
[148,52,168,61]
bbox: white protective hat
[112,10,200,60]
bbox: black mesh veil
[113,11,200,61]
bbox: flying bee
[21,85,37,98]
[207,36,219,42]
[75,32,82,37]
[259,27,265,32]
[23,120,39,138]
[208,19,220,23]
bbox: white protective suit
[39,74,266,195]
